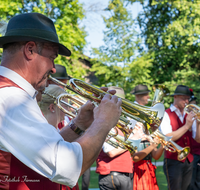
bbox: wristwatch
[69,120,85,135]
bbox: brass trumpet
[184,104,200,121]
[49,75,165,137]
[133,84,189,161]
[43,91,85,119]
[149,129,190,161]
[44,90,141,154]
[106,128,141,155]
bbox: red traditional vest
[0,75,61,190]
[96,130,133,175]
[164,108,193,163]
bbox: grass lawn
[78,153,168,189]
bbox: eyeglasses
[179,96,190,101]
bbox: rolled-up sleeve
[0,87,82,187]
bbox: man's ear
[23,41,37,60]
[48,103,55,113]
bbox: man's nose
[51,67,56,74]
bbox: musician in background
[159,85,196,190]
[131,84,163,190]
[38,84,68,130]
[188,89,200,190]
[49,64,72,126]
[47,66,80,190]
[96,86,136,190]
[49,64,90,190]
[0,12,122,189]
[131,84,150,106]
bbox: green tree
[133,0,200,102]
[91,0,153,101]
[0,0,89,79]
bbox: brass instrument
[106,128,141,155]
[43,91,85,119]
[184,104,200,121]
[149,129,190,161]
[141,84,189,160]
[151,84,170,106]
[49,75,165,136]
[48,76,166,155]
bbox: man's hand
[93,94,122,131]
[72,87,120,131]
[185,111,196,130]
[130,122,146,140]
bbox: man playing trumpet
[159,85,196,190]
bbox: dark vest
[96,130,133,175]
[164,108,193,163]
[0,75,61,190]
[191,138,200,155]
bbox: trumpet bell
[168,140,190,161]
[151,84,170,106]
[150,129,190,161]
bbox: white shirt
[0,66,82,187]
[159,104,196,138]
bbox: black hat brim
[171,93,190,97]
[0,36,71,56]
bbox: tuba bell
[151,84,170,106]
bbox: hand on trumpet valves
[73,87,122,131]
[130,122,146,140]
[93,94,122,131]
[149,136,160,147]
[73,100,96,131]
[185,111,196,131]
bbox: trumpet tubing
[106,128,141,155]
[184,104,200,121]
[150,129,190,161]
[48,75,166,154]
[70,78,165,131]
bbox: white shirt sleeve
[192,120,197,139]
[0,87,82,187]
[159,111,173,135]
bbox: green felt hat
[131,84,150,95]
[0,13,71,56]
[171,85,191,97]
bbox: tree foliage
[0,0,89,79]
[134,0,200,103]
[91,0,153,101]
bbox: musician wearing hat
[131,84,150,106]
[159,85,196,190]
[0,13,122,189]
[131,84,163,190]
[96,86,134,190]
[188,89,200,190]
